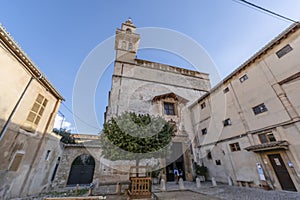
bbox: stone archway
[67,154,95,186]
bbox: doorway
[268,154,296,191]
[166,155,185,182]
[67,154,95,186]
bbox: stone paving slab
[11,181,300,200]
[153,181,300,200]
[155,190,220,200]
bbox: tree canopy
[53,128,76,144]
[99,112,175,163]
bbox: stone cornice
[135,58,209,79]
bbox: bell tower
[115,18,140,62]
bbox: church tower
[114,18,140,62]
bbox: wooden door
[67,154,95,186]
[166,164,174,181]
[268,154,296,191]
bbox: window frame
[223,87,229,93]
[223,118,232,126]
[258,132,276,143]
[201,128,207,135]
[163,102,176,116]
[252,103,268,115]
[128,43,133,51]
[200,102,206,109]
[206,150,212,160]
[121,41,127,49]
[215,160,221,165]
[45,150,51,161]
[229,142,241,152]
[276,44,293,58]
[8,150,25,171]
[239,74,248,83]
[23,94,48,132]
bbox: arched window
[126,28,132,33]
[128,43,133,51]
[67,154,95,186]
[122,41,127,49]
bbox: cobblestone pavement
[11,181,300,200]
[155,190,220,200]
[152,181,300,200]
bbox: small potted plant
[151,169,161,185]
[194,163,207,182]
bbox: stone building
[190,22,300,191]
[50,138,101,189]
[104,19,210,181]
[0,24,64,198]
[50,133,132,189]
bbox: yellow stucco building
[0,24,64,198]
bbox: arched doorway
[67,154,95,186]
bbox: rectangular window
[276,44,293,58]
[252,103,268,115]
[229,142,241,152]
[223,118,232,126]
[258,133,276,143]
[128,43,133,51]
[9,151,24,171]
[51,157,61,182]
[24,94,48,131]
[45,150,51,161]
[223,87,229,93]
[201,128,207,135]
[207,151,212,160]
[164,102,175,115]
[200,102,206,109]
[215,160,221,165]
[121,41,127,49]
[239,74,248,83]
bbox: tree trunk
[136,158,140,177]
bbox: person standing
[173,168,179,184]
[178,169,183,180]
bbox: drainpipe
[0,76,34,141]
[19,98,61,196]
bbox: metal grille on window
[252,103,267,115]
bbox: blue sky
[1,0,300,134]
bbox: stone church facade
[104,19,210,181]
